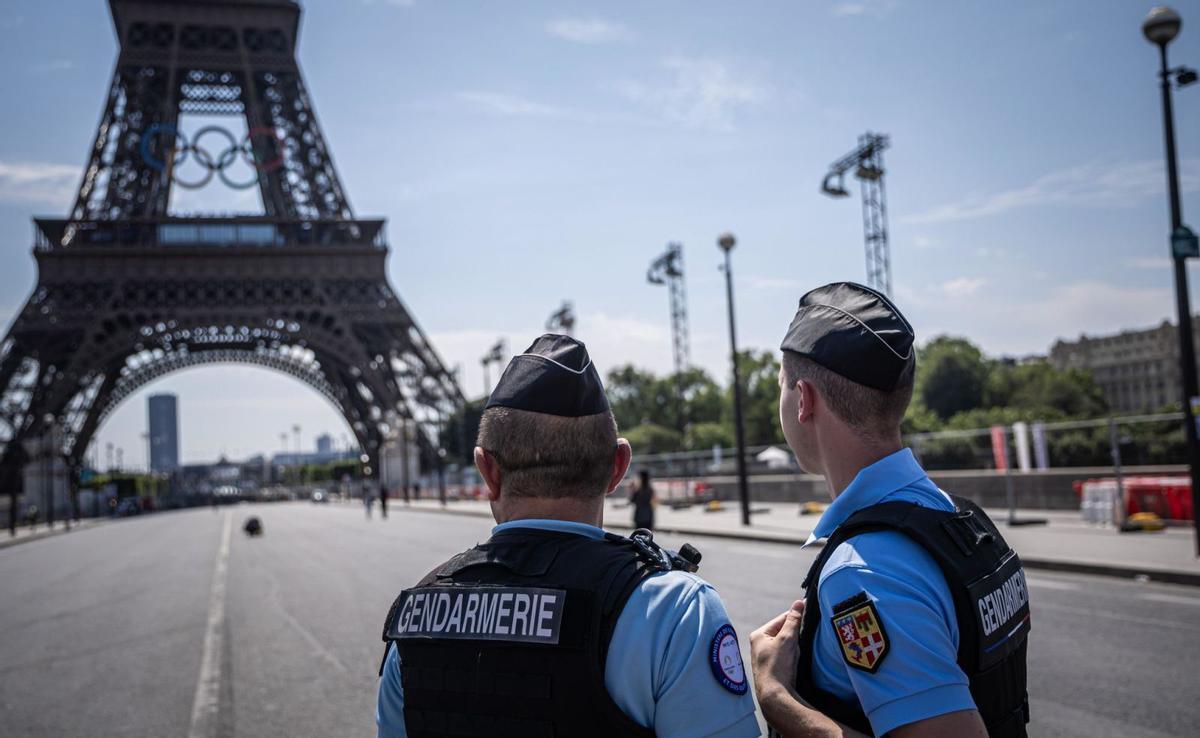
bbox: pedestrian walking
[379,484,388,519]
[376,334,758,738]
[364,483,374,519]
[750,283,1030,738]
[629,469,656,530]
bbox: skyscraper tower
[147,394,180,472]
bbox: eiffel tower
[0,0,464,526]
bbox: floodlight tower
[647,242,691,377]
[480,338,507,396]
[546,301,576,336]
[648,242,691,432]
[821,132,892,296]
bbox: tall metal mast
[647,242,690,377]
[821,133,892,296]
[546,301,576,336]
[647,242,690,433]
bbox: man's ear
[795,379,817,424]
[474,447,502,501]
[605,439,633,496]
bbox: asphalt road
[1,502,1198,737]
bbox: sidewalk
[0,518,106,550]
[397,497,1200,586]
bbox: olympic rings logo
[138,123,285,190]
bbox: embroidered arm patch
[708,623,748,694]
[830,591,890,673]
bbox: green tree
[916,336,989,420]
[623,423,684,454]
[685,421,734,451]
[676,367,724,427]
[731,350,784,446]
[607,365,670,430]
[985,362,1107,417]
[608,365,724,434]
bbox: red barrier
[1075,476,1193,521]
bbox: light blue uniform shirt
[377,519,760,738]
[806,448,976,736]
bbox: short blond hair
[477,406,617,499]
[782,352,912,439]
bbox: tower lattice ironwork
[0,0,464,524]
[820,132,892,297]
[647,242,690,432]
[646,242,690,377]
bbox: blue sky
[1,0,1199,466]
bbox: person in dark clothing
[629,469,656,530]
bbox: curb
[0,519,103,550]
[396,504,1200,587]
[1015,557,1200,587]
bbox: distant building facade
[1049,319,1200,413]
[148,394,179,472]
[316,433,333,455]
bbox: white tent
[755,445,793,469]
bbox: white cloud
[454,91,570,118]
[1125,256,1172,270]
[580,312,676,377]
[615,56,768,131]
[747,276,806,291]
[29,59,73,74]
[428,314,673,401]
[906,278,1190,356]
[903,159,1200,225]
[912,235,936,249]
[941,277,987,298]
[832,3,867,15]
[831,1,897,18]
[1014,282,1172,345]
[0,161,78,206]
[545,18,632,44]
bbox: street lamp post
[718,233,751,526]
[1144,6,1200,555]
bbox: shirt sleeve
[817,533,976,736]
[375,644,407,738]
[605,573,761,738]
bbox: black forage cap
[780,282,915,391]
[485,334,610,417]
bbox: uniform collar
[492,518,606,540]
[804,447,928,546]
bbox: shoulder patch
[708,623,748,694]
[830,592,889,673]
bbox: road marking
[188,511,232,738]
[1140,592,1200,607]
[1025,576,1081,591]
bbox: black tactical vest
[795,495,1030,737]
[380,528,686,738]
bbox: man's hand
[750,599,805,707]
[750,601,867,738]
